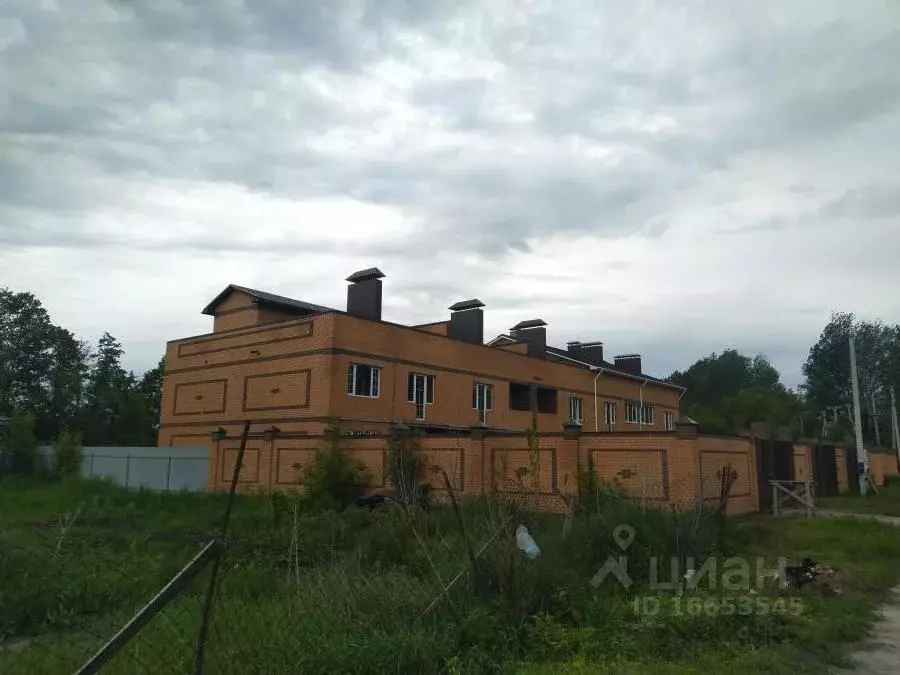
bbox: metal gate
[812,444,839,497]
[757,439,796,510]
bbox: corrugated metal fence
[29,446,211,492]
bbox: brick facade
[155,276,900,513]
[159,284,683,450]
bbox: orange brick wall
[207,429,759,515]
[211,292,303,333]
[693,436,759,515]
[496,343,530,355]
[160,309,682,449]
[412,321,450,336]
[869,452,899,487]
[158,315,338,448]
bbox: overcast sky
[2,1,899,387]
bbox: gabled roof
[201,285,336,317]
[544,345,684,390]
[486,333,681,389]
[487,333,517,346]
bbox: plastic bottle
[516,524,540,559]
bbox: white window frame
[604,402,616,426]
[473,382,493,423]
[407,372,435,421]
[569,396,583,424]
[347,363,381,398]
[641,404,655,425]
[626,401,641,424]
[664,411,674,431]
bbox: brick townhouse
[157,268,684,448]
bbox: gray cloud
[2,0,900,384]
[820,186,900,219]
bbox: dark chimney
[510,319,547,357]
[346,267,385,321]
[567,340,604,366]
[448,299,485,345]
[614,354,642,376]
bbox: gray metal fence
[31,446,211,492]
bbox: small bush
[386,425,425,507]
[1,411,43,477]
[298,422,369,512]
[882,475,900,489]
[52,430,83,478]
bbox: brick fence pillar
[469,422,488,496]
[560,419,582,500]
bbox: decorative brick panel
[589,448,668,499]
[173,379,228,416]
[242,369,311,412]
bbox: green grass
[2,478,899,674]
[819,480,900,517]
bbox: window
[536,387,558,414]
[569,396,583,423]
[604,402,616,426]
[626,401,641,424]
[664,411,674,431]
[641,404,655,425]
[347,363,380,398]
[407,372,435,420]
[473,382,493,423]
[509,382,531,411]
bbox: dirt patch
[839,587,900,674]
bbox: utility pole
[870,391,882,447]
[891,386,900,473]
[850,336,868,495]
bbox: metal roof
[346,267,385,283]
[448,299,485,312]
[511,319,548,330]
[544,345,684,390]
[201,285,336,316]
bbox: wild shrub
[52,430,83,478]
[298,421,369,512]
[386,425,425,507]
[1,411,43,477]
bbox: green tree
[137,356,165,442]
[802,312,899,446]
[0,289,56,420]
[40,327,91,441]
[0,289,163,447]
[668,350,798,436]
[82,333,133,445]
[115,391,154,446]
